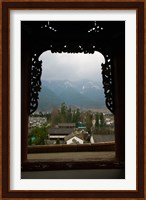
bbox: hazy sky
[39,51,105,82]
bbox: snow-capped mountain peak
[38,79,105,112]
[64,81,73,88]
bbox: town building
[48,127,74,143]
[90,134,115,144]
[64,130,88,144]
[28,116,47,128]
[65,132,84,144]
[57,123,76,128]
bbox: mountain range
[37,79,106,112]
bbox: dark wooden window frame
[21,20,125,171]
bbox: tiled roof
[48,128,74,135]
[65,132,84,141]
[92,134,115,143]
[58,123,76,127]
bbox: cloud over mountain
[37,80,106,112]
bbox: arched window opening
[38,51,106,112]
[28,50,115,160]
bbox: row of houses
[29,116,47,128]
[28,118,115,145]
[46,123,87,144]
[46,123,115,145]
[90,134,115,144]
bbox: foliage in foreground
[28,127,48,145]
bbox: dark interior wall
[21,27,32,161]
[22,169,125,179]
[113,34,125,161]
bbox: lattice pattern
[29,54,42,114]
[40,21,57,32]
[49,44,95,54]
[101,55,114,113]
[88,21,103,33]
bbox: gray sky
[39,51,105,82]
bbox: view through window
[27,51,115,160]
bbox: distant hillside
[57,86,98,107]
[37,79,106,112]
[37,85,61,111]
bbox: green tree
[56,138,60,144]
[85,111,92,134]
[28,127,48,145]
[95,112,100,127]
[72,108,80,125]
[66,107,72,122]
[46,113,51,122]
[51,108,61,126]
[100,113,105,127]
[76,108,80,123]
[60,102,67,122]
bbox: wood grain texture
[144,0,146,198]
[0,0,145,2]
[0,0,145,3]
[0,0,145,199]
[0,198,145,200]
[0,0,2,198]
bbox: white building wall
[67,136,83,144]
[90,136,95,144]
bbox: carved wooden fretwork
[29,54,42,115]
[49,44,95,54]
[40,21,58,32]
[29,21,114,115]
[101,55,114,114]
[88,21,104,33]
